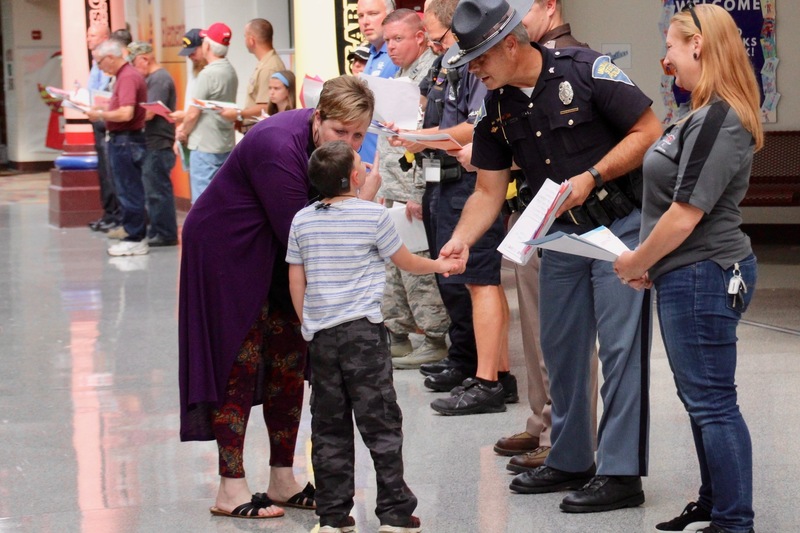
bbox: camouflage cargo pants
[383,255,450,337]
[309,318,417,525]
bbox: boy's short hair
[308,141,355,198]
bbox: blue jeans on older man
[189,150,229,203]
[142,148,178,241]
[655,254,757,533]
[108,132,146,242]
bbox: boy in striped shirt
[287,141,459,533]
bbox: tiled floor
[0,174,798,532]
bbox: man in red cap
[176,22,238,202]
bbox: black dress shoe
[423,367,471,392]
[559,475,644,513]
[419,357,456,376]
[509,464,596,494]
[430,378,506,415]
[148,235,179,247]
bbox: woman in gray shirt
[614,5,763,533]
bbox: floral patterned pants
[211,303,307,478]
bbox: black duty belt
[555,181,637,227]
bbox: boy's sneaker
[430,377,506,415]
[378,515,421,532]
[655,501,712,531]
[108,240,149,257]
[319,515,356,533]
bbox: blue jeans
[93,122,119,221]
[189,150,229,203]
[108,133,146,241]
[142,148,178,240]
[654,254,757,533]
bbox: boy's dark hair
[308,141,355,198]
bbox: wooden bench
[742,131,800,207]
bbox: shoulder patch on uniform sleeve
[592,56,634,86]
[473,101,487,127]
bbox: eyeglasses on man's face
[427,26,450,48]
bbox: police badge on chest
[559,81,574,105]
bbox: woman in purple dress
[179,76,377,519]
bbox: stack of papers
[140,101,175,123]
[45,86,91,113]
[497,179,572,265]
[368,121,463,151]
[191,98,237,112]
[526,226,630,262]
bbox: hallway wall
[566,0,797,130]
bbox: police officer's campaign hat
[443,0,532,68]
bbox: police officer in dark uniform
[441,0,663,513]
[405,0,517,415]
[418,56,483,387]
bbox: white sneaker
[318,516,356,532]
[108,240,149,256]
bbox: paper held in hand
[525,226,630,262]
[45,86,92,113]
[387,203,429,254]
[140,101,175,123]
[368,122,463,151]
[359,75,420,130]
[395,132,462,151]
[497,179,572,265]
[191,98,237,112]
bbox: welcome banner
[659,0,778,123]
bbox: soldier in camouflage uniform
[288,142,460,532]
[376,9,450,369]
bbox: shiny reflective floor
[1,174,799,533]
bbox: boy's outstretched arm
[390,244,462,277]
[288,264,307,323]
